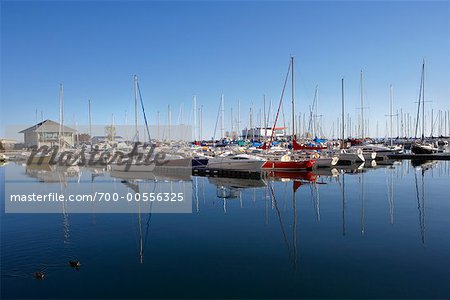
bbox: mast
[193,95,197,141]
[221,94,224,140]
[341,78,345,146]
[237,100,240,139]
[134,75,139,141]
[59,83,64,148]
[199,105,203,140]
[390,84,394,146]
[291,56,295,139]
[250,103,254,140]
[431,109,434,137]
[263,95,267,140]
[157,111,160,140]
[168,104,171,141]
[421,59,425,140]
[231,107,234,138]
[316,86,320,138]
[360,70,364,139]
[88,99,92,147]
[111,114,115,142]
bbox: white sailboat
[110,75,156,172]
[207,153,266,171]
[411,60,439,154]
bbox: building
[241,127,287,140]
[19,120,76,148]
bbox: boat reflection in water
[208,176,267,212]
[26,163,81,183]
[412,159,437,245]
[411,159,437,171]
[266,170,317,182]
[109,165,192,182]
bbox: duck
[69,260,81,268]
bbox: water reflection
[26,164,81,183]
[1,160,449,299]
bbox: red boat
[262,159,316,170]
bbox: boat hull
[362,152,376,160]
[411,144,437,155]
[207,160,265,171]
[315,157,339,168]
[192,157,208,168]
[262,159,315,170]
[336,153,365,165]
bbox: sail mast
[193,95,197,141]
[237,100,240,139]
[88,99,92,147]
[221,94,224,140]
[390,84,394,146]
[59,83,64,148]
[341,78,345,146]
[134,75,139,141]
[421,59,425,140]
[263,95,267,140]
[291,56,295,139]
[360,70,364,139]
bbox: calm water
[1,160,450,299]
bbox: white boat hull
[315,156,339,168]
[207,159,265,171]
[337,152,365,164]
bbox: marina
[1,1,450,299]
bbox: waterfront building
[19,120,75,148]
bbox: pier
[192,168,263,179]
[387,153,450,161]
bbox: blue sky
[1,1,449,140]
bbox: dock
[387,153,450,161]
[192,168,263,179]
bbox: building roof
[19,119,76,134]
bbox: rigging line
[136,81,152,143]
[270,59,292,144]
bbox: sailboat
[319,78,366,166]
[110,75,156,172]
[411,60,439,155]
[262,56,316,171]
